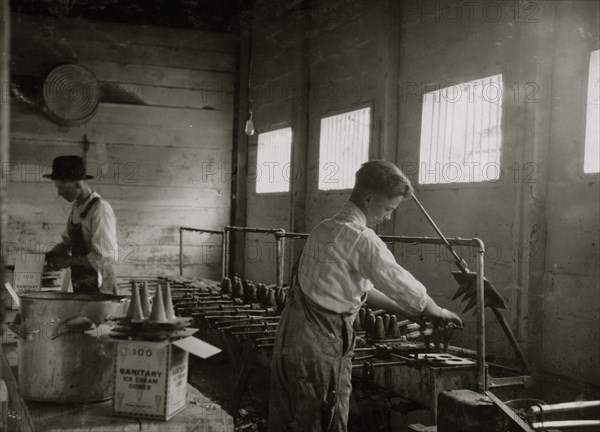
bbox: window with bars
[255,127,293,193]
[318,107,371,190]
[418,74,503,184]
[584,50,599,174]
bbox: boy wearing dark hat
[44,155,118,294]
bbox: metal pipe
[362,361,407,368]
[0,0,11,392]
[179,228,183,275]
[205,313,271,321]
[180,227,224,235]
[411,194,466,267]
[225,226,284,234]
[276,231,477,246]
[491,307,531,373]
[215,317,280,326]
[275,229,285,288]
[531,420,600,430]
[221,322,279,331]
[202,310,270,318]
[193,303,248,311]
[230,329,278,336]
[190,300,236,305]
[529,400,600,416]
[274,232,310,240]
[378,235,483,248]
[476,245,486,392]
[254,336,276,343]
[256,343,274,349]
[224,229,231,278]
[354,347,377,352]
[352,355,377,362]
[221,231,228,281]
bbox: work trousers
[268,283,356,432]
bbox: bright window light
[584,50,599,174]
[419,74,503,184]
[256,127,293,193]
[318,107,371,190]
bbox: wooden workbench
[1,328,234,432]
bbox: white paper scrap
[173,336,222,359]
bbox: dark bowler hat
[43,155,94,180]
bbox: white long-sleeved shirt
[60,191,118,294]
[298,201,429,316]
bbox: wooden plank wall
[6,14,236,279]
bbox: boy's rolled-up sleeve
[355,230,429,316]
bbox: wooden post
[230,2,252,279]
[0,2,11,430]
[287,1,310,286]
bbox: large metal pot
[12,292,125,403]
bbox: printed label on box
[113,341,188,420]
[12,253,44,298]
[167,347,188,415]
[13,272,42,292]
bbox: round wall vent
[42,64,101,126]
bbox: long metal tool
[412,194,531,373]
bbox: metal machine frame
[179,226,532,393]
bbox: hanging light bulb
[244,110,255,136]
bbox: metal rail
[180,226,488,390]
[275,232,309,240]
[529,400,600,416]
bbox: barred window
[256,127,293,193]
[419,74,503,184]
[584,50,599,174]
[318,107,371,190]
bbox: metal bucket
[12,292,125,403]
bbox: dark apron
[268,282,357,432]
[68,197,101,294]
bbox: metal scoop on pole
[412,194,531,373]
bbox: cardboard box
[2,254,44,309]
[112,333,221,421]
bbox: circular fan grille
[42,64,100,126]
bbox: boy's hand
[422,297,463,328]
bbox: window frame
[316,103,374,193]
[415,74,507,190]
[580,48,600,177]
[253,124,294,195]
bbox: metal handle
[412,194,468,272]
[49,315,96,341]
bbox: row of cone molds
[221,277,232,294]
[234,278,244,299]
[126,281,177,322]
[354,308,403,340]
[420,324,455,350]
[244,280,257,303]
[221,276,287,309]
[274,288,287,309]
